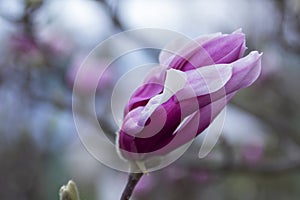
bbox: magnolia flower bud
[117,30,262,162]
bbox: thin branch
[95,0,125,31]
[120,173,143,200]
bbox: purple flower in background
[9,34,37,53]
[117,30,262,160]
[67,55,114,93]
[242,144,264,165]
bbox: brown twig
[120,173,143,200]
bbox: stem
[120,173,143,200]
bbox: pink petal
[159,32,222,65]
[165,31,246,71]
[225,51,262,93]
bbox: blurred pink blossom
[67,55,114,94]
[164,166,186,181]
[190,170,210,183]
[9,34,37,53]
[242,144,264,165]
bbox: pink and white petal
[225,51,262,93]
[176,63,232,102]
[143,65,167,85]
[165,32,246,71]
[136,68,187,126]
[125,83,164,115]
[152,92,236,155]
[232,29,248,58]
[133,64,231,128]
[126,64,232,137]
[159,33,222,66]
[186,32,246,67]
[121,106,168,138]
[125,65,167,115]
[159,37,191,65]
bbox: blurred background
[1,0,300,199]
